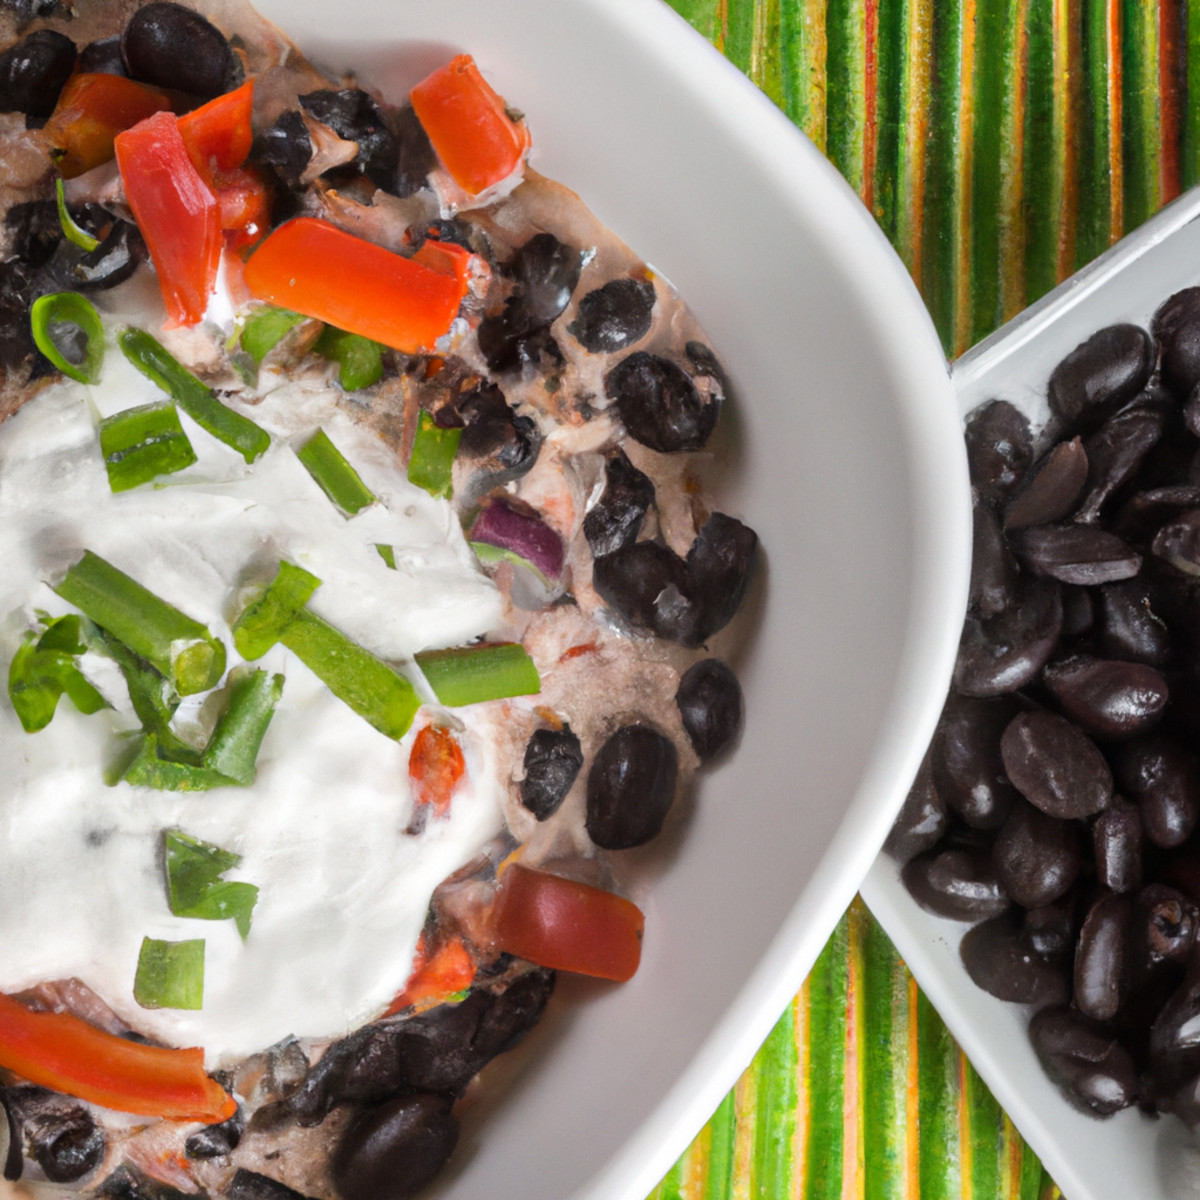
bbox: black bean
[592,540,700,643]
[476,298,563,375]
[1149,968,1200,1098]
[1074,891,1133,1021]
[1138,884,1198,968]
[0,29,75,118]
[95,1163,195,1199]
[0,1087,103,1184]
[1003,436,1088,530]
[999,709,1113,819]
[675,658,743,763]
[953,577,1063,696]
[1075,399,1167,523]
[959,909,1071,1005]
[510,232,582,326]
[519,725,583,820]
[1047,323,1155,428]
[970,501,1020,616]
[1153,508,1200,576]
[686,512,758,644]
[1042,655,1169,740]
[1061,586,1095,639]
[1162,314,1200,395]
[932,693,1021,830]
[1029,1006,1139,1116]
[586,724,678,849]
[393,104,437,197]
[251,110,313,189]
[964,399,1035,503]
[1024,899,1080,960]
[992,799,1081,908]
[1096,578,1173,664]
[1010,523,1141,585]
[226,1169,316,1200]
[583,450,655,558]
[572,277,656,353]
[1093,797,1144,894]
[605,351,719,453]
[1115,736,1200,849]
[1113,484,1200,546]
[1153,287,1200,345]
[901,846,1011,921]
[332,1094,458,1200]
[685,341,730,400]
[299,89,398,191]
[446,383,540,475]
[121,2,240,99]
[184,1104,243,1159]
[77,35,125,77]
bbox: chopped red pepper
[44,73,174,179]
[0,992,235,1122]
[177,80,255,176]
[211,164,271,245]
[386,931,477,1014]
[243,218,465,353]
[407,723,465,834]
[490,863,644,982]
[409,54,530,196]
[115,111,221,327]
[411,237,474,309]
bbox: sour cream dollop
[0,335,506,1063]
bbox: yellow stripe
[1107,0,1123,239]
[955,0,979,355]
[897,0,934,283]
[1053,0,1078,281]
[999,0,1028,321]
[682,1122,712,1200]
[841,903,865,1200]
[731,1067,757,1200]
[800,0,829,152]
[958,1053,974,1200]
[793,980,811,1198]
[905,971,921,1199]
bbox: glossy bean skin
[1115,737,1200,848]
[1149,966,1200,1100]
[184,1105,244,1159]
[964,399,1035,503]
[592,541,699,643]
[1003,436,1088,530]
[953,577,1063,697]
[1074,400,1167,523]
[1047,323,1154,428]
[0,30,76,118]
[572,278,656,352]
[1074,891,1133,1021]
[686,513,758,644]
[1092,797,1144,894]
[121,2,240,99]
[1010,523,1142,586]
[932,694,1021,829]
[959,909,1070,1005]
[519,725,583,820]
[884,753,947,864]
[299,89,398,191]
[507,232,583,326]
[1138,884,1199,969]
[1,1086,104,1184]
[1042,655,1169,740]
[605,352,719,453]
[901,846,1011,921]
[1000,710,1113,819]
[992,799,1081,908]
[1152,509,1200,576]
[970,501,1020,616]
[586,724,678,849]
[583,450,655,559]
[226,1168,311,1200]
[1029,1006,1140,1116]
[675,658,743,763]
[1096,578,1173,664]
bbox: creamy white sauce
[0,313,508,1064]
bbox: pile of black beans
[888,286,1200,1125]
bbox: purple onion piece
[470,498,565,579]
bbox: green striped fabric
[647,0,1200,1196]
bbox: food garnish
[164,829,259,938]
[98,399,197,492]
[296,427,376,516]
[407,410,461,498]
[134,937,205,1011]
[415,642,540,708]
[30,291,104,384]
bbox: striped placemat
[648,2,1199,1197]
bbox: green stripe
[1187,0,1200,188]
[965,1059,1003,1200]
[861,910,907,1200]
[780,0,828,148]
[1122,0,1160,230]
[749,1006,798,1197]
[997,0,1026,323]
[1022,0,1058,304]
[670,0,723,45]
[646,1159,684,1200]
[873,0,906,239]
[703,1090,738,1200]
[723,0,758,72]
[1077,0,1115,265]
[917,989,961,1200]
[826,0,867,191]
[750,0,786,105]
[804,916,849,1200]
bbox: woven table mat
[647,2,1199,1197]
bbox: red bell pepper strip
[115,111,221,327]
[243,218,465,354]
[411,237,473,309]
[385,932,477,1014]
[44,73,174,179]
[490,863,644,983]
[0,992,236,1122]
[211,165,271,246]
[177,80,255,176]
[409,54,531,196]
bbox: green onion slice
[314,326,384,391]
[202,667,284,786]
[7,617,107,733]
[469,541,551,587]
[376,544,397,570]
[119,327,270,464]
[231,560,320,661]
[296,428,376,516]
[407,411,461,499]
[55,178,100,252]
[240,305,306,363]
[99,401,198,493]
[164,830,259,940]
[416,642,540,707]
[30,292,105,385]
[134,937,205,1010]
[55,550,226,697]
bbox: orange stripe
[1159,0,1183,204]
[999,0,1028,321]
[1054,0,1080,281]
[793,985,810,1198]
[958,1053,974,1200]
[905,971,921,1197]
[840,905,864,1200]
[862,0,879,214]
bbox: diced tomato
[44,73,174,178]
[243,218,466,354]
[490,863,644,982]
[407,724,465,834]
[0,992,235,1122]
[177,80,255,177]
[115,111,221,327]
[386,931,477,1014]
[411,236,474,309]
[409,54,530,196]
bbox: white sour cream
[0,325,507,1064]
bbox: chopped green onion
[233,561,420,740]
[30,292,104,384]
[240,305,306,363]
[55,550,226,697]
[376,544,397,570]
[407,411,461,499]
[314,326,384,391]
[99,401,197,492]
[296,428,375,516]
[55,178,99,252]
[134,937,205,1010]
[469,541,550,586]
[118,327,271,464]
[164,830,258,940]
[120,734,233,789]
[7,619,107,733]
[416,642,540,707]
[202,667,284,785]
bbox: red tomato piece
[44,73,174,178]
[409,54,531,196]
[0,992,235,1122]
[386,932,477,1014]
[408,724,465,834]
[115,111,221,327]
[243,218,465,353]
[177,79,255,177]
[490,864,644,982]
[411,237,474,309]
[211,165,271,245]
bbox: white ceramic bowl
[243,2,968,1197]
[863,185,1200,1200]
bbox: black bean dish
[889,286,1200,1132]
